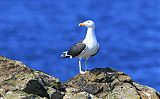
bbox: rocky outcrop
[63,68,160,99]
[0,56,64,99]
[0,56,159,99]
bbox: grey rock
[63,88,98,99]
[0,56,64,99]
[64,68,160,99]
[0,56,159,99]
[23,79,50,98]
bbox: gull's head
[79,20,95,28]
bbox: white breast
[77,39,99,59]
[77,26,99,59]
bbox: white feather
[77,21,99,59]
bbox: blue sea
[0,0,159,91]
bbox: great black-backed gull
[61,20,99,74]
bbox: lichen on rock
[0,56,159,99]
[0,56,64,99]
[63,68,160,99]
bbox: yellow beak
[79,23,86,26]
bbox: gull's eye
[87,22,90,23]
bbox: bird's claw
[80,71,86,74]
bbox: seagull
[61,20,99,74]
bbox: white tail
[61,51,72,58]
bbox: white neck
[84,27,97,41]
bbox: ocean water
[0,0,160,91]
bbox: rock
[63,88,98,99]
[133,82,160,99]
[0,56,64,99]
[4,91,44,99]
[63,68,160,99]
[0,56,159,99]
[23,79,49,98]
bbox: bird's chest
[86,41,97,50]
[87,43,98,53]
[80,40,98,58]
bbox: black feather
[67,41,86,57]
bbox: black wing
[67,41,86,57]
